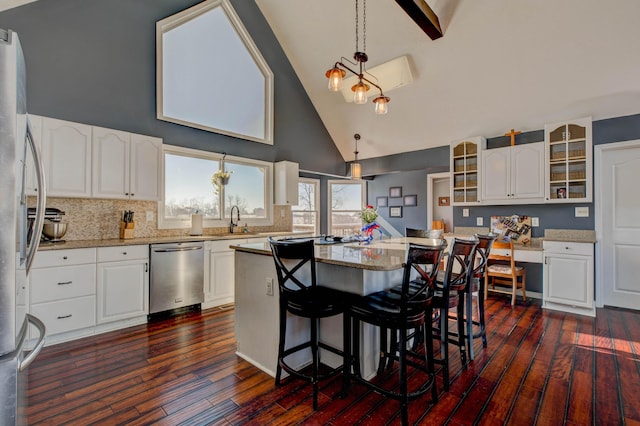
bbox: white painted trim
[594,139,640,308]
[427,171,450,229]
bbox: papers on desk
[490,215,532,245]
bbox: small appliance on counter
[28,207,67,243]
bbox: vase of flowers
[360,205,382,243]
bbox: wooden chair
[484,239,526,306]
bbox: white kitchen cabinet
[92,128,162,201]
[274,161,299,205]
[41,117,92,197]
[204,239,247,308]
[481,142,545,205]
[543,241,595,316]
[544,117,592,202]
[450,137,486,205]
[30,248,97,339]
[96,245,149,324]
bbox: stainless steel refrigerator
[0,28,47,425]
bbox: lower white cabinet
[96,245,149,324]
[30,248,97,339]
[205,239,247,308]
[543,241,595,316]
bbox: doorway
[595,140,640,309]
[427,172,453,233]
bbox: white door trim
[427,172,450,229]
[594,139,640,308]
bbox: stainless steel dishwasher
[150,241,204,315]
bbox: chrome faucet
[230,205,240,233]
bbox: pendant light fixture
[351,133,362,179]
[325,0,390,114]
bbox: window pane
[293,182,315,211]
[164,153,220,219]
[223,162,266,218]
[293,212,317,233]
[331,212,361,236]
[331,183,363,211]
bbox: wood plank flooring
[24,297,640,425]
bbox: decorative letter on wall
[157,0,274,144]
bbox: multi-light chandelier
[325,0,390,114]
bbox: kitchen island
[232,238,435,380]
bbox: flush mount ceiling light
[325,0,390,115]
[351,133,362,179]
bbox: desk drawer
[31,264,96,303]
[543,241,593,256]
[30,296,96,335]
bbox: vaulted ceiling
[256,0,640,161]
[3,0,640,164]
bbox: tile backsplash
[34,197,292,241]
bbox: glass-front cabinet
[450,137,486,205]
[544,117,592,202]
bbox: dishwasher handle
[152,246,203,253]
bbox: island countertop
[231,237,446,271]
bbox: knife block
[120,221,135,239]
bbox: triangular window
[157,0,273,144]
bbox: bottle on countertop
[243,223,248,233]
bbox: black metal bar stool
[462,234,496,361]
[343,241,447,426]
[431,237,478,390]
[268,237,349,410]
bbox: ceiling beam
[395,0,443,40]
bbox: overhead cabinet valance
[450,117,592,206]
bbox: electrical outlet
[476,217,483,226]
[463,208,469,217]
[146,211,154,222]
[532,217,539,227]
[266,277,274,296]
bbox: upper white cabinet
[129,134,163,201]
[41,117,92,198]
[92,127,162,200]
[450,137,486,206]
[481,142,545,204]
[274,161,299,205]
[544,117,592,202]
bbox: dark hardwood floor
[24,296,640,425]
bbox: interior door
[599,142,640,309]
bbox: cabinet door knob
[125,192,129,196]
[131,193,134,196]
[122,252,127,256]
[63,256,68,260]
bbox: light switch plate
[532,217,539,227]
[575,207,589,217]
[476,217,483,226]
[146,211,154,222]
[463,208,469,217]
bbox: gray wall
[0,0,346,175]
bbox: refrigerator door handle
[18,314,46,372]
[25,117,46,274]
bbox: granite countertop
[37,231,308,251]
[543,229,597,243]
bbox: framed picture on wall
[438,196,450,206]
[376,196,388,207]
[403,194,417,206]
[389,206,403,218]
[389,186,402,198]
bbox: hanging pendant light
[351,133,362,179]
[324,0,390,114]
